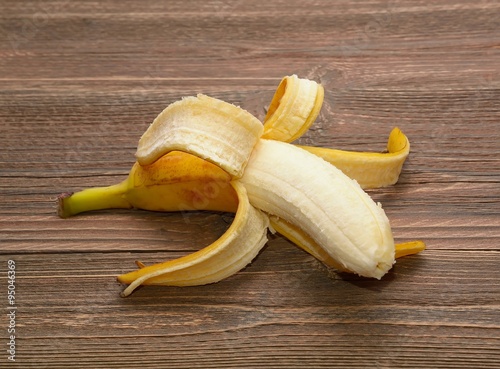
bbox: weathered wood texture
[1,0,499,368]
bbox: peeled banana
[239,139,395,278]
[58,74,425,296]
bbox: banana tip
[116,275,131,297]
[57,192,73,218]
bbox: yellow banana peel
[118,181,268,297]
[58,151,238,218]
[262,74,324,143]
[299,127,410,189]
[57,74,426,296]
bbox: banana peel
[57,74,425,296]
[299,127,409,189]
[136,94,263,177]
[58,151,238,218]
[262,74,324,143]
[118,181,268,297]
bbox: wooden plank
[0,0,499,367]
[2,246,500,368]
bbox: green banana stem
[57,180,132,218]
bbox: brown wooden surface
[1,1,499,368]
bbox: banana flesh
[118,181,268,297]
[240,139,394,279]
[57,74,425,296]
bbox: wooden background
[1,0,499,368]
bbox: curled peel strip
[136,94,263,177]
[118,181,268,297]
[299,127,410,189]
[262,74,324,143]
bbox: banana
[118,181,268,297]
[58,74,425,296]
[58,150,424,272]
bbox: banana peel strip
[118,181,269,297]
[262,74,324,143]
[136,94,263,177]
[269,216,350,272]
[395,240,427,259]
[299,127,410,189]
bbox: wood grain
[1,0,499,367]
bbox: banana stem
[57,180,132,218]
[395,240,426,259]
